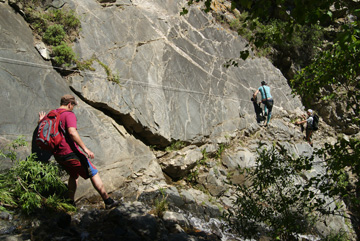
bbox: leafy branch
[0,137,76,214]
[225,141,356,240]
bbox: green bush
[52,41,76,66]
[0,138,75,214]
[14,3,100,71]
[45,9,81,34]
[224,143,347,240]
[24,7,49,33]
[223,11,324,62]
[43,24,66,46]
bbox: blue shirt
[258,85,272,100]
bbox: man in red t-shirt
[38,94,118,209]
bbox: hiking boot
[105,198,119,209]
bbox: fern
[0,137,75,214]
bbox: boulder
[159,145,203,179]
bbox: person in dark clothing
[295,109,314,146]
[251,94,265,123]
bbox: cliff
[0,0,356,240]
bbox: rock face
[67,0,302,146]
[0,0,358,239]
[0,2,161,199]
[0,0,302,198]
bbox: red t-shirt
[53,109,81,156]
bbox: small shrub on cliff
[215,143,228,159]
[43,24,66,46]
[23,7,49,33]
[165,141,187,152]
[153,189,168,217]
[95,59,122,84]
[76,58,96,71]
[45,9,81,34]
[11,3,84,69]
[15,1,80,36]
[52,41,76,66]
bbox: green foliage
[315,138,360,212]
[13,3,84,69]
[44,9,81,34]
[165,141,187,152]
[0,154,75,214]
[180,7,189,16]
[186,169,199,184]
[226,10,324,63]
[153,189,168,217]
[43,24,66,46]
[1,135,28,162]
[0,138,75,215]
[52,42,76,66]
[224,142,353,240]
[95,59,121,84]
[291,38,360,124]
[322,230,350,241]
[228,0,360,123]
[215,143,228,159]
[199,148,208,165]
[21,6,80,39]
[76,58,96,71]
[24,7,49,33]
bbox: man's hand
[84,147,94,159]
[38,111,46,123]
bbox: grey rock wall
[0,3,161,199]
[0,1,355,238]
[0,0,302,199]
[67,0,303,146]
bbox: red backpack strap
[56,109,71,135]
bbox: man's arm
[295,120,307,125]
[67,127,94,159]
[253,89,259,99]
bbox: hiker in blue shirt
[253,81,274,127]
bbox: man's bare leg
[68,176,78,201]
[90,173,109,201]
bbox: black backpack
[312,114,319,131]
